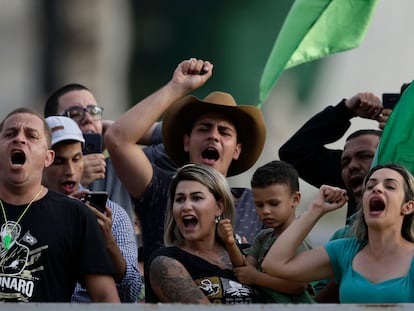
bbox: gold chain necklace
[0,186,44,250]
[187,247,220,264]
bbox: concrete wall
[2,303,412,311]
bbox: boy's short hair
[251,160,299,194]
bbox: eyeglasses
[60,105,104,122]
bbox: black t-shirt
[0,190,114,302]
[147,246,257,303]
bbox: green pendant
[3,234,11,250]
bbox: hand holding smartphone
[82,191,108,213]
[382,93,400,110]
[82,133,102,155]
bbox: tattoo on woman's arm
[150,256,209,303]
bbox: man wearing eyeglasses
[44,84,176,224]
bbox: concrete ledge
[0,303,411,310]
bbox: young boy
[218,160,314,303]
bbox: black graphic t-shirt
[0,190,114,302]
[147,246,257,303]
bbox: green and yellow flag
[258,0,379,108]
[372,82,414,173]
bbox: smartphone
[382,93,400,109]
[82,133,102,155]
[83,191,108,213]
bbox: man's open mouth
[349,176,364,192]
[11,150,26,166]
[62,181,76,193]
[201,147,219,161]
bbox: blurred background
[1,0,414,246]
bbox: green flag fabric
[372,82,414,173]
[258,0,379,108]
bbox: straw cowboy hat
[162,91,266,177]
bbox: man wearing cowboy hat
[105,58,266,300]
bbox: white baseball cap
[45,116,85,147]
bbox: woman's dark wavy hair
[351,163,414,242]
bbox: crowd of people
[0,57,413,303]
